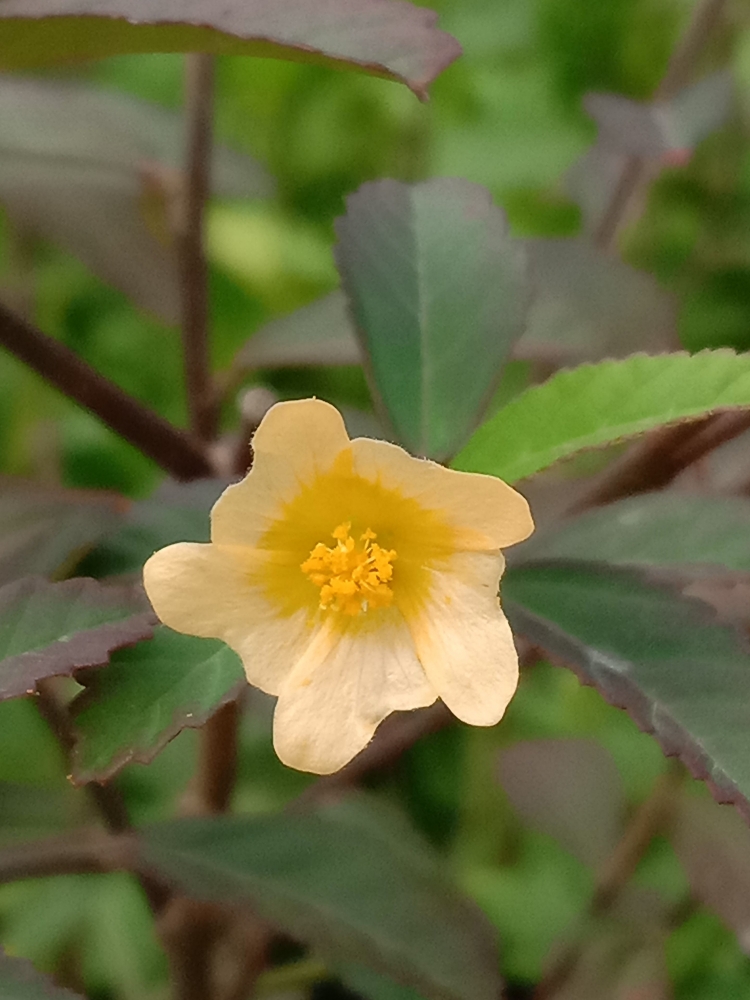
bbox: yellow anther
[300,521,397,615]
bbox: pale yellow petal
[212,398,351,547]
[405,551,519,726]
[351,437,533,550]
[143,542,310,695]
[273,609,436,774]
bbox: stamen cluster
[301,522,397,616]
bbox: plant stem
[34,681,170,912]
[0,829,130,885]
[578,0,731,507]
[533,762,685,1000]
[0,300,212,480]
[573,414,738,510]
[594,0,727,250]
[35,682,130,833]
[195,701,241,814]
[180,53,217,442]
[161,56,245,1000]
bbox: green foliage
[1,0,750,998]
[0,0,460,97]
[455,351,750,482]
[0,949,83,999]
[0,577,154,700]
[141,798,502,1000]
[71,627,244,782]
[521,493,750,572]
[505,562,750,821]
[334,177,528,459]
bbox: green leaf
[139,798,502,1000]
[0,476,122,587]
[71,626,244,783]
[455,351,750,482]
[334,178,528,461]
[0,0,460,99]
[504,561,750,820]
[0,577,155,701]
[517,493,750,573]
[340,964,429,1000]
[0,77,270,321]
[0,949,83,999]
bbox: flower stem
[0,300,212,480]
[180,52,218,443]
[594,0,727,250]
[533,762,685,1000]
[34,681,171,912]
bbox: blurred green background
[1,0,750,996]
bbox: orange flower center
[300,521,397,616]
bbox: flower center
[300,521,397,616]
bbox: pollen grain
[301,521,396,616]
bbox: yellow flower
[143,399,534,774]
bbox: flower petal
[212,399,351,548]
[351,438,533,550]
[273,609,436,774]
[406,551,519,726]
[143,542,310,695]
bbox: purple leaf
[0,0,461,100]
[0,577,155,700]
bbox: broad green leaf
[71,626,244,783]
[334,178,528,461]
[238,238,675,376]
[0,77,270,321]
[455,351,750,482]
[517,493,750,572]
[0,949,83,999]
[504,561,750,820]
[0,0,460,99]
[0,577,154,701]
[341,964,428,1000]
[234,238,675,376]
[139,798,502,1000]
[0,476,122,587]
